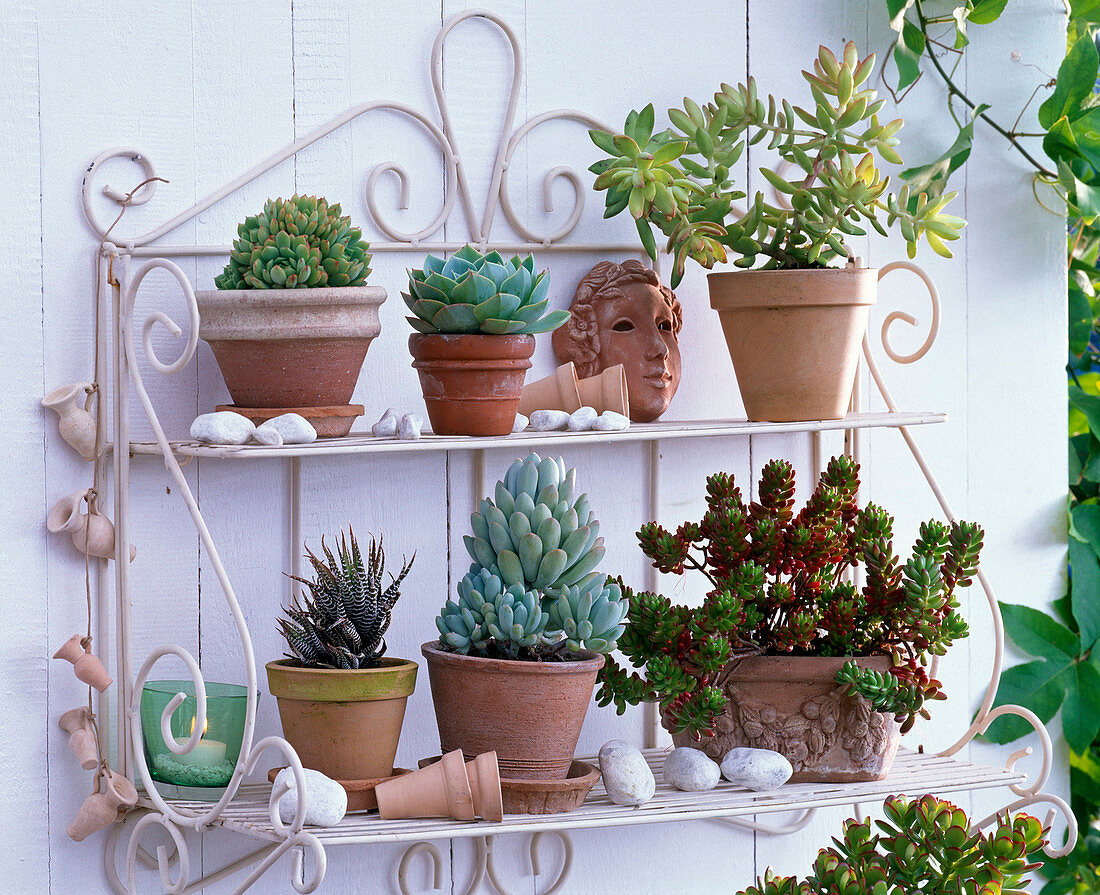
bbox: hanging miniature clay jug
[47,489,136,562]
[42,383,100,462]
[59,707,99,770]
[67,767,137,841]
[53,634,113,692]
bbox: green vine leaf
[985,658,1073,744]
[1069,532,1100,650]
[900,104,990,204]
[967,0,1008,24]
[1039,33,1100,130]
[1064,657,1100,754]
[1001,601,1080,662]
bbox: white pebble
[512,413,529,433]
[372,408,398,437]
[529,409,570,431]
[275,767,347,827]
[398,413,423,440]
[258,413,317,444]
[190,411,255,445]
[663,747,721,792]
[720,747,793,791]
[598,740,655,806]
[251,426,283,446]
[593,411,630,431]
[567,406,598,431]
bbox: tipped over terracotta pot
[708,265,876,422]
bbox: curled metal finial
[123,811,192,895]
[82,148,160,239]
[876,260,941,365]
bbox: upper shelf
[145,747,1022,847]
[123,411,947,460]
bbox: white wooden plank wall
[0,1,1067,892]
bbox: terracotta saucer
[217,403,364,438]
[418,757,600,815]
[268,767,412,813]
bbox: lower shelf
[143,748,1025,846]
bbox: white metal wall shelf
[122,411,948,460]
[78,8,1075,895]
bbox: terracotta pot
[375,749,475,820]
[518,362,582,416]
[266,657,417,781]
[47,490,136,562]
[67,768,137,842]
[422,641,604,781]
[409,334,535,436]
[576,364,629,416]
[196,285,386,415]
[671,655,902,783]
[708,266,877,422]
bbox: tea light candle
[173,736,227,769]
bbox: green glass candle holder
[140,680,248,801]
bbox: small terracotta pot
[409,334,535,436]
[59,707,99,770]
[576,365,629,416]
[197,286,386,425]
[266,657,417,781]
[375,749,475,820]
[42,382,99,461]
[422,642,603,781]
[671,654,902,783]
[518,362,582,416]
[464,752,504,822]
[708,266,877,422]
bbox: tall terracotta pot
[409,334,535,436]
[670,655,902,783]
[421,642,603,780]
[266,657,416,780]
[708,266,876,422]
[196,285,387,436]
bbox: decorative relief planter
[422,641,603,781]
[708,266,877,422]
[671,655,902,783]
[196,286,387,436]
[409,333,535,436]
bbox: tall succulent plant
[436,453,626,660]
[589,42,966,286]
[405,244,569,334]
[278,529,413,669]
[215,194,372,290]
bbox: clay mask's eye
[658,318,673,332]
[611,319,636,332]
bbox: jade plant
[215,194,372,290]
[736,794,1046,895]
[596,455,982,737]
[278,529,413,669]
[435,453,627,659]
[588,42,966,286]
[404,244,570,334]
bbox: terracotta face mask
[553,261,682,422]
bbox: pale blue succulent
[404,244,570,335]
[547,575,628,654]
[464,453,604,595]
[436,568,548,658]
[436,452,626,658]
